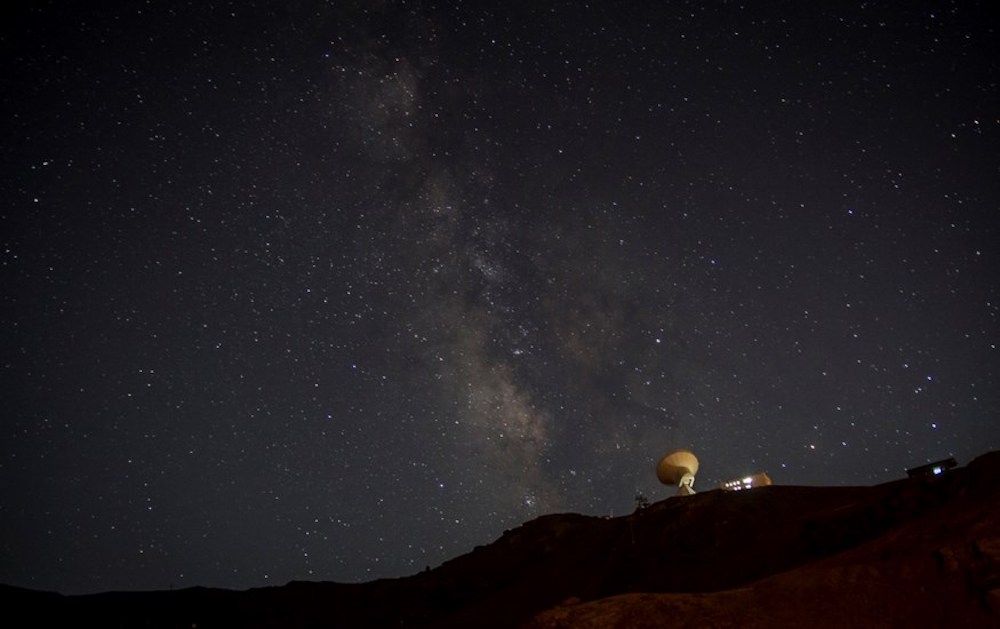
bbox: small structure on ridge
[906,457,957,479]
[719,472,773,491]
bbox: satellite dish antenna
[657,449,699,496]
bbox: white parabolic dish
[656,449,699,485]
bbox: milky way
[1,1,997,594]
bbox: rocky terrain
[4,450,999,627]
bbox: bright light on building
[906,457,957,479]
[720,472,773,492]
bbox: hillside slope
[4,451,999,627]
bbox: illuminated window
[720,472,773,491]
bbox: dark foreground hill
[5,451,1000,628]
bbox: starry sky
[2,1,997,595]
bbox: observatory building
[906,457,957,478]
[656,449,699,496]
[719,472,773,492]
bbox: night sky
[2,1,998,595]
